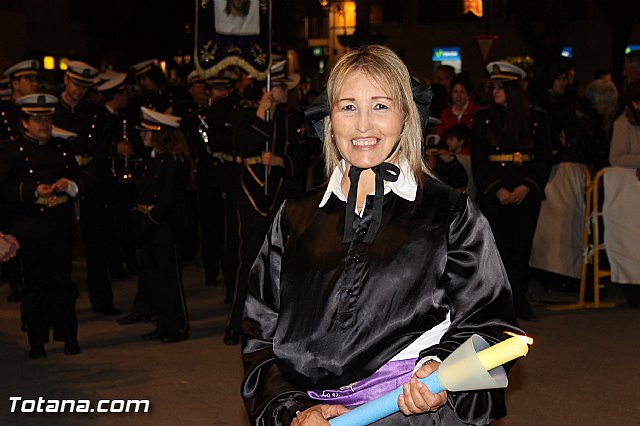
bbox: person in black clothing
[178,72,238,287]
[54,60,120,316]
[223,63,306,345]
[531,60,576,162]
[0,94,83,358]
[173,70,211,263]
[97,72,140,278]
[575,78,620,171]
[471,61,552,320]
[129,60,182,114]
[131,107,191,343]
[207,75,245,303]
[0,59,40,303]
[242,45,522,425]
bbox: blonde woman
[242,45,521,425]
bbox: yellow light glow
[334,1,356,33]
[476,334,533,371]
[43,56,55,70]
[343,1,356,27]
[159,61,167,74]
[463,0,483,17]
[59,59,69,71]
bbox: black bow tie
[343,162,400,245]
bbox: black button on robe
[242,177,522,425]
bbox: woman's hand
[398,361,447,416]
[0,237,12,261]
[0,233,19,261]
[291,404,349,425]
[36,184,54,197]
[256,88,273,121]
[52,178,71,193]
[0,234,19,262]
[496,187,511,204]
[510,185,531,205]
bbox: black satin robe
[242,177,523,425]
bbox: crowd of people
[0,56,313,356]
[426,52,640,313]
[1,45,639,424]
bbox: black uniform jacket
[0,134,81,239]
[242,177,522,425]
[236,104,306,216]
[54,98,111,189]
[101,107,145,181]
[131,149,189,245]
[192,94,242,189]
[471,106,552,200]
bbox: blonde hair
[322,45,433,186]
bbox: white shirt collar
[319,159,417,211]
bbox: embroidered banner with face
[195,0,271,80]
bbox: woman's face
[331,71,404,170]
[22,115,53,143]
[491,82,507,106]
[451,83,469,108]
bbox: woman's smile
[351,137,379,147]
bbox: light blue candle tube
[328,372,444,426]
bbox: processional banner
[195,0,272,79]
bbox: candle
[328,333,533,426]
[476,333,533,371]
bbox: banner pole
[264,72,271,195]
[264,0,272,196]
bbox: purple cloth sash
[307,358,417,407]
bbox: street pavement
[1,254,638,425]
